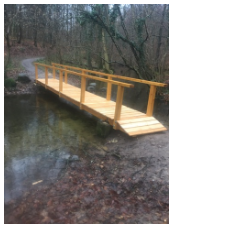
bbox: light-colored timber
[34,63,167,136]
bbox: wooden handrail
[35,63,134,89]
[51,62,167,87]
[51,62,168,117]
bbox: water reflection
[4,94,103,203]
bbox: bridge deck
[36,78,167,136]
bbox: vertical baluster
[113,85,124,129]
[146,85,156,116]
[59,70,63,95]
[106,76,112,100]
[64,67,68,84]
[53,67,56,79]
[45,66,48,87]
[80,70,86,110]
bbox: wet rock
[100,87,106,92]
[17,73,31,83]
[87,85,95,93]
[60,154,71,160]
[69,155,79,161]
[89,82,96,87]
[96,120,112,138]
[87,82,97,92]
[55,159,67,169]
[48,169,60,179]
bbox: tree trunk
[6,29,11,49]
[97,25,103,69]
[102,28,111,73]
[86,23,92,69]
[17,5,22,44]
[155,4,167,71]
[33,7,38,47]
[34,30,37,47]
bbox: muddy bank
[5,128,169,224]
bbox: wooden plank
[60,94,80,106]
[146,85,156,116]
[85,102,116,108]
[106,113,145,116]
[125,123,166,133]
[118,116,157,125]
[118,114,146,118]
[99,108,140,117]
[62,92,80,95]
[118,115,148,121]
[128,127,167,136]
[106,76,112,100]
[89,96,107,100]
[120,109,143,113]
[93,108,116,113]
[82,104,113,125]
[120,119,160,129]
[113,85,124,129]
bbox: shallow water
[4,93,104,203]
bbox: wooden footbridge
[34,62,168,136]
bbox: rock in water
[87,85,95,93]
[96,120,112,138]
[89,82,96,87]
[17,73,31,83]
[100,87,107,92]
[70,155,79,161]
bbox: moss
[4,78,17,88]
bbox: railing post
[59,69,63,95]
[35,64,38,80]
[146,85,156,116]
[106,76,112,100]
[80,70,86,110]
[64,67,68,84]
[113,85,124,129]
[53,67,56,79]
[45,66,48,87]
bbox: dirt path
[21,57,45,79]
[5,57,49,96]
